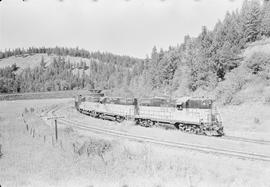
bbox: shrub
[254,117,261,124]
[30,107,35,113]
[215,67,249,105]
[265,96,270,104]
[24,108,29,113]
[245,52,270,78]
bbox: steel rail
[47,104,270,162]
[221,135,270,145]
[57,118,270,162]
[56,104,270,146]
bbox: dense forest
[1,0,270,101]
[0,51,142,93]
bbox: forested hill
[1,0,270,104]
[0,47,144,93]
[0,47,141,67]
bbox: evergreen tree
[40,56,46,70]
[241,0,261,43]
[260,0,270,37]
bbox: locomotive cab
[175,97,224,136]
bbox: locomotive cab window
[176,103,183,110]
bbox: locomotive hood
[176,97,190,105]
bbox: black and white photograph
[0,0,270,186]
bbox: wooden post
[55,119,58,141]
[0,144,2,158]
[47,116,64,143]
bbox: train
[75,90,224,136]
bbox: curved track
[43,104,270,162]
[222,135,270,146]
[58,118,270,162]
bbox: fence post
[55,119,58,142]
[0,144,2,157]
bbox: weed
[254,117,260,124]
[63,127,74,134]
[265,96,270,104]
[0,144,3,158]
[30,107,35,113]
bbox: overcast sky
[0,0,244,58]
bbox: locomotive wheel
[100,113,105,120]
[139,119,152,127]
[142,120,148,127]
[90,111,95,117]
[147,120,154,127]
[116,116,125,123]
[91,112,95,117]
[174,123,180,129]
[135,119,140,125]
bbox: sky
[0,0,245,58]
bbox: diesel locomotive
[75,90,224,136]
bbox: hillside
[244,38,270,58]
[0,53,99,76]
[0,47,143,93]
[213,38,270,105]
[0,54,99,70]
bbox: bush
[265,96,270,104]
[30,107,35,113]
[24,108,29,113]
[245,52,270,79]
[215,67,249,105]
[73,138,112,162]
[254,117,261,124]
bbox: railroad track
[222,135,270,145]
[40,105,59,117]
[44,104,270,162]
[55,104,270,146]
[55,118,270,162]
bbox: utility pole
[47,116,64,141]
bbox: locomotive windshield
[186,99,212,109]
[176,97,212,109]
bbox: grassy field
[219,101,270,139]
[1,99,270,186]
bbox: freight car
[75,91,224,136]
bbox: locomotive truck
[75,90,224,136]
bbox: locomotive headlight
[199,118,204,123]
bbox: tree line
[128,0,270,96]
[0,0,269,96]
